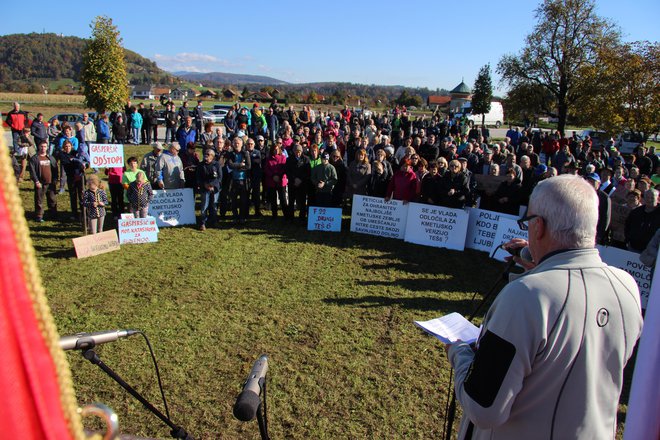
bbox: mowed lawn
[18,147,630,439]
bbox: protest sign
[72,229,120,259]
[89,143,124,169]
[404,203,469,251]
[120,213,135,220]
[489,217,528,261]
[465,208,518,252]
[308,207,342,232]
[597,245,653,309]
[350,195,408,239]
[118,217,159,244]
[149,188,196,227]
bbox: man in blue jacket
[176,116,197,149]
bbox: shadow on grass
[323,295,483,314]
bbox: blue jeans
[199,189,218,225]
[132,127,141,144]
[165,127,176,143]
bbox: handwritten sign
[475,174,507,194]
[89,143,124,168]
[598,245,653,309]
[307,207,342,232]
[148,189,196,227]
[350,195,408,239]
[120,213,135,219]
[118,217,159,244]
[72,229,120,259]
[404,203,469,251]
[465,208,518,252]
[489,217,528,261]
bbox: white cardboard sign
[489,217,528,261]
[465,208,518,253]
[148,188,196,227]
[350,195,408,239]
[89,143,124,168]
[403,203,469,251]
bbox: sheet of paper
[414,312,480,344]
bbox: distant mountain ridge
[173,71,289,86]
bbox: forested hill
[0,33,176,92]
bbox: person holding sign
[439,160,469,209]
[445,175,643,440]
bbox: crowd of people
[4,99,660,257]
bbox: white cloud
[151,52,241,73]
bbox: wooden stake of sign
[72,229,120,259]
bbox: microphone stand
[80,347,194,440]
[256,380,270,440]
[443,258,518,440]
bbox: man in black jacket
[29,141,58,222]
[30,113,48,148]
[164,103,177,143]
[194,100,204,142]
[196,149,222,230]
[285,144,311,220]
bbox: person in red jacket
[5,101,28,152]
[384,158,419,203]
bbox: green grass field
[16,144,634,439]
[18,157,501,439]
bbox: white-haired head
[529,174,598,249]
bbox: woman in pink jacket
[263,142,289,218]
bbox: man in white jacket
[446,174,643,439]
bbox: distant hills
[0,32,454,106]
[173,71,288,86]
[0,33,177,93]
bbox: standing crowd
[4,99,660,259]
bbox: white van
[459,102,504,128]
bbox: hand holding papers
[414,312,481,344]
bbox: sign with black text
[465,208,518,253]
[350,195,408,239]
[308,207,342,232]
[118,217,159,244]
[404,203,469,251]
[598,245,653,309]
[148,189,196,227]
[89,143,124,169]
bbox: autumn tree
[497,0,619,135]
[471,64,493,126]
[80,16,129,112]
[577,41,659,137]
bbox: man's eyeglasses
[517,214,540,231]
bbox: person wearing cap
[476,146,494,175]
[585,172,611,244]
[140,142,164,187]
[310,152,337,207]
[155,143,185,189]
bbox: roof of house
[450,81,471,95]
[427,95,452,105]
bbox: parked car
[616,131,646,154]
[48,113,85,126]
[205,109,228,123]
[576,129,609,148]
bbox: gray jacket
[449,248,643,439]
[155,152,185,189]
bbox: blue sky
[2,0,658,94]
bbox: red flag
[0,129,79,439]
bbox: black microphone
[507,245,533,263]
[59,329,139,351]
[233,355,268,422]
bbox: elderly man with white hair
[446,174,643,440]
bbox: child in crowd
[126,171,153,218]
[81,174,108,234]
